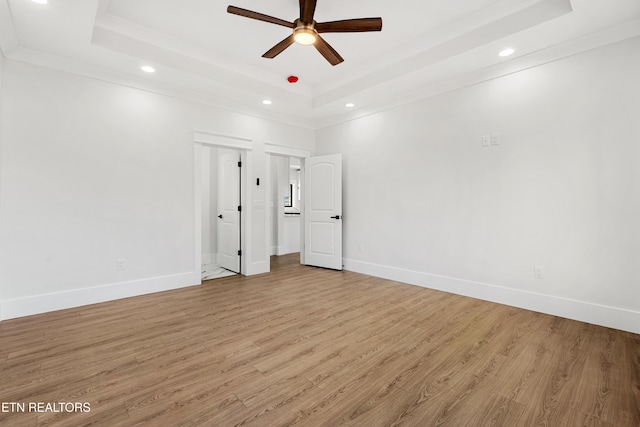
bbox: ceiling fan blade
[227,6,294,28]
[314,35,344,66]
[262,35,296,59]
[299,0,317,24]
[316,18,383,33]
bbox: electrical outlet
[481,135,491,147]
[116,258,126,271]
[534,265,544,279]
[490,133,500,145]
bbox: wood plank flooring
[1,253,638,426]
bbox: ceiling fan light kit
[227,0,382,66]
[293,20,317,45]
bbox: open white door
[304,154,342,270]
[217,150,241,273]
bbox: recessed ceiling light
[140,65,156,73]
[499,48,515,57]
[345,103,355,108]
[32,0,48,4]
[262,100,272,105]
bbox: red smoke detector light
[287,75,299,83]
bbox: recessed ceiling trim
[311,0,568,98]
[90,24,316,117]
[6,46,316,129]
[315,19,640,129]
[93,12,313,98]
[312,0,573,110]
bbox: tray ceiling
[1,0,639,128]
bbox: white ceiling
[1,0,639,128]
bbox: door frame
[194,131,252,280]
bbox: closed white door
[217,150,241,273]
[304,154,342,270]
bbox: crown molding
[5,47,316,130]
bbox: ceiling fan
[227,0,383,66]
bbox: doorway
[201,145,242,280]
[270,155,302,260]
[268,153,343,271]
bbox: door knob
[330,215,341,220]
[218,215,223,219]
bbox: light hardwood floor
[1,254,638,426]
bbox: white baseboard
[0,272,201,321]
[343,258,640,335]
[245,260,269,276]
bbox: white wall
[0,60,314,319]
[316,37,640,334]
[283,215,300,254]
[0,53,4,319]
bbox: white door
[304,154,342,270]
[217,150,241,273]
